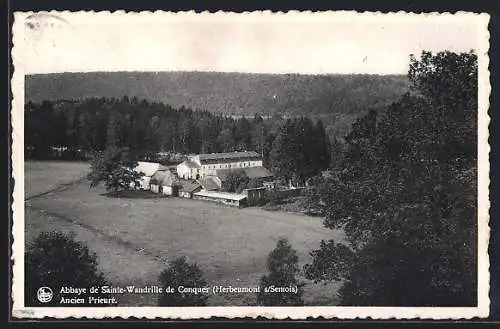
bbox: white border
[11,10,491,319]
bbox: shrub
[25,231,108,307]
[157,257,208,306]
[257,238,305,306]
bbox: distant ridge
[25,71,409,117]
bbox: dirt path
[25,177,88,201]
[28,205,170,264]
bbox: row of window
[203,162,260,170]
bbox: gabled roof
[134,162,167,177]
[198,151,261,162]
[198,176,221,191]
[178,180,202,193]
[150,170,178,186]
[179,160,201,168]
[242,166,274,179]
[215,168,246,182]
[216,166,273,182]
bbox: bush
[25,231,108,307]
[221,170,249,193]
[157,257,208,306]
[257,238,305,306]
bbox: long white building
[177,151,263,180]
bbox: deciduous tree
[305,51,478,306]
[88,146,144,193]
[157,257,208,306]
[25,231,108,307]
[257,238,305,306]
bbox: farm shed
[178,180,202,198]
[243,187,267,206]
[193,190,248,208]
[133,161,167,190]
[150,170,180,196]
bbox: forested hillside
[26,72,409,118]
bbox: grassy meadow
[25,161,343,306]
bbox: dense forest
[26,71,409,118]
[25,97,332,183]
[25,72,410,169]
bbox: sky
[14,11,489,75]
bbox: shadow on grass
[100,189,167,199]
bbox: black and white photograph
[11,11,490,319]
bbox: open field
[25,161,344,306]
[25,161,90,198]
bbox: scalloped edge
[10,10,491,320]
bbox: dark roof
[198,151,261,162]
[243,166,274,179]
[215,168,246,182]
[180,160,201,168]
[178,180,202,193]
[150,170,178,186]
[216,166,273,182]
[198,176,221,191]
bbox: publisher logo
[37,287,53,303]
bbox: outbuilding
[150,170,180,196]
[178,180,202,198]
[193,190,248,208]
[133,161,168,190]
[242,187,267,206]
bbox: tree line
[27,97,332,184]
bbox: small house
[178,180,202,198]
[177,159,201,180]
[133,161,168,190]
[150,170,180,196]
